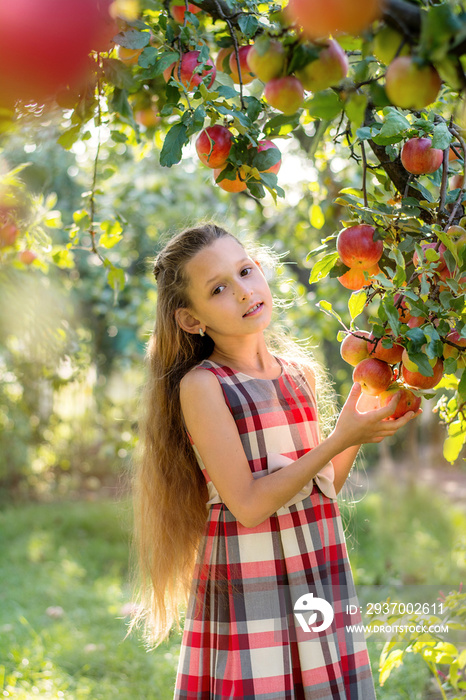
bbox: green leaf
[139,46,158,69]
[109,88,133,120]
[114,29,150,49]
[102,58,135,91]
[345,93,367,129]
[264,113,301,137]
[160,123,188,167]
[309,252,339,283]
[376,107,410,141]
[252,148,281,172]
[432,122,452,150]
[52,248,75,269]
[57,125,82,150]
[305,90,343,120]
[237,14,259,39]
[287,44,319,73]
[348,289,366,322]
[316,299,345,326]
[244,96,262,122]
[443,431,466,463]
[216,85,239,100]
[100,220,123,249]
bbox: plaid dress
[174,357,376,700]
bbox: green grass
[1,485,465,698]
[0,500,182,699]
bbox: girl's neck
[208,340,279,377]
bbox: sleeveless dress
[174,357,376,700]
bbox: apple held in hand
[379,384,421,419]
[353,357,393,396]
[196,126,233,169]
[401,138,443,175]
[286,0,383,39]
[264,76,304,115]
[337,224,383,269]
[229,46,255,84]
[401,357,444,390]
[385,57,442,110]
[340,331,370,366]
[246,39,285,83]
[296,39,348,92]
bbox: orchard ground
[1,458,465,699]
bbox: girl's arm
[180,368,418,528]
[302,365,381,494]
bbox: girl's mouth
[243,302,263,317]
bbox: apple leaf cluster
[2,0,466,462]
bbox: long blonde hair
[131,223,337,646]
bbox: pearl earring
[199,328,205,337]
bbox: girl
[132,223,420,699]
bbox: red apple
[246,39,285,83]
[170,2,201,23]
[337,264,380,290]
[443,330,466,367]
[164,51,216,90]
[0,222,19,248]
[412,241,447,270]
[216,47,234,73]
[214,167,247,192]
[296,39,348,92]
[229,46,255,84]
[379,384,421,419]
[451,174,464,189]
[286,0,383,38]
[407,316,427,329]
[340,331,371,366]
[337,224,383,269]
[368,333,404,364]
[196,126,233,168]
[0,0,115,106]
[401,137,443,175]
[385,57,442,110]
[18,250,37,265]
[353,357,393,396]
[256,140,282,174]
[401,357,444,390]
[264,76,304,115]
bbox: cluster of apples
[341,330,423,419]
[336,223,384,291]
[194,126,281,192]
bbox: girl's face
[179,236,274,339]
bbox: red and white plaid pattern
[174,358,376,699]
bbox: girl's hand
[332,382,421,449]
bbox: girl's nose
[236,282,253,300]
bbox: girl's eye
[240,267,252,276]
[212,285,225,295]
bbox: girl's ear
[174,307,203,335]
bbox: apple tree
[2,0,466,461]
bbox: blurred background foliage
[0,105,457,502]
